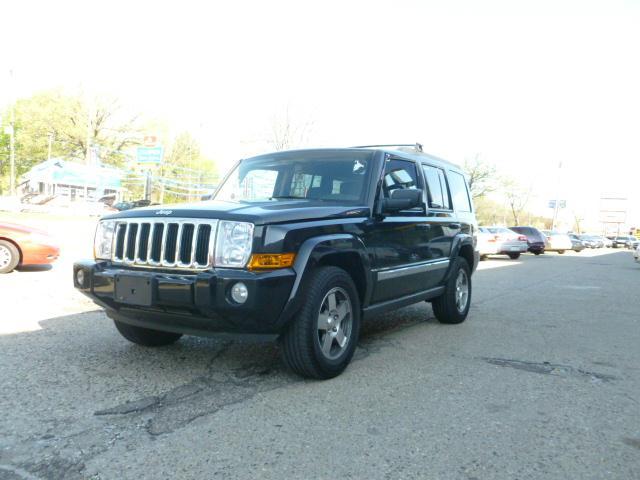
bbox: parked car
[509,226,546,255]
[477,226,528,259]
[0,222,60,273]
[601,236,613,248]
[568,234,585,252]
[579,234,604,248]
[541,231,572,254]
[612,236,638,249]
[74,145,479,379]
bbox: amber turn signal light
[248,253,296,270]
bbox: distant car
[541,231,572,254]
[478,226,528,259]
[576,234,598,248]
[612,236,638,249]
[568,234,585,252]
[510,226,546,255]
[0,222,60,273]
[600,236,613,248]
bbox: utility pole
[551,161,562,230]
[47,132,54,160]
[85,94,92,165]
[8,69,16,196]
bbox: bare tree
[269,106,313,151]
[503,179,532,226]
[463,153,496,200]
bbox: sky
[2,0,639,230]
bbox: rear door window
[422,165,451,209]
[447,171,472,212]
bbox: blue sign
[136,146,164,164]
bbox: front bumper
[73,260,297,336]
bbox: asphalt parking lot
[1,241,639,479]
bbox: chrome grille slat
[111,218,218,271]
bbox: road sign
[548,200,566,209]
[136,146,164,165]
[143,135,158,147]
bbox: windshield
[214,151,375,204]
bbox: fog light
[230,282,248,304]
[76,269,85,287]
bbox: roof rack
[351,143,423,152]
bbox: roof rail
[352,143,423,152]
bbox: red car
[0,222,60,273]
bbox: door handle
[448,223,461,229]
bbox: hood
[101,199,370,225]
[0,222,51,236]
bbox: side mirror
[383,188,423,213]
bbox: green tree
[0,89,144,193]
[463,153,497,200]
[154,132,219,204]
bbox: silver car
[541,231,573,254]
[478,226,529,260]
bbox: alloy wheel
[317,287,353,360]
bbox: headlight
[94,220,116,260]
[214,221,254,268]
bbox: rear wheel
[432,257,471,324]
[0,240,20,274]
[113,320,183,346]
[280,266,360,379]
[507,252,521,260]
[558,250,565,254]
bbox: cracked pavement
[1,237,639,479]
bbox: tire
[432,256,471,325]
[558,250,565,254]
[280,266,361,379]
[534,251,542,256]
[113,319,183,346]
[480,255,488,261]
[507,252,521,260]
[0,240,20,274]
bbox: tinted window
[448,171,472,212]
[383,159,419,197]
[215,151,373,204]
[422,165,450,209]
[382,159,423,215]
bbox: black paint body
[74,147,479,337]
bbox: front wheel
[507,252,521,260]
[558,250,565,254]
[280,266,360,379]
[432,257,471,324]
[113,320,183,346]
[0,240,20,274]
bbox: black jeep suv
[74,146,478,379]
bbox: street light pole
[551,161,562,230]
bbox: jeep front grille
[112,218,218,270]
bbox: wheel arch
[0,237,23,264]
[275,233,373,329]
[448,234,476,279]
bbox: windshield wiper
[269,195,307,200]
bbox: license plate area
[115,274,153,306]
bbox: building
[20,158,122,203]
